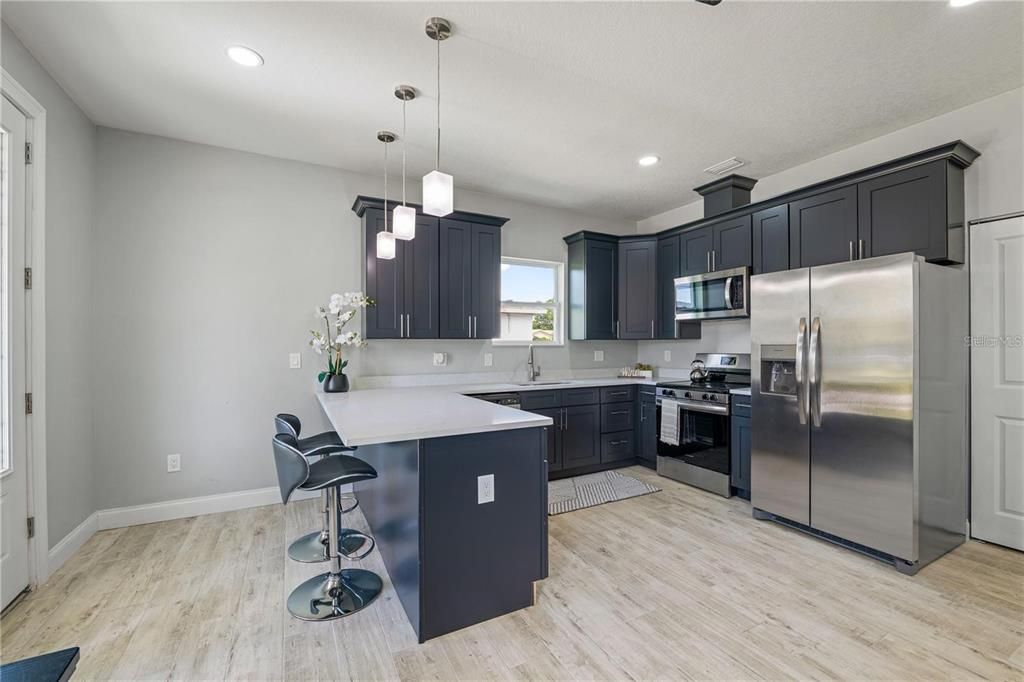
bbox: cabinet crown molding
[351,195,509,227]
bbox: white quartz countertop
[730,387,752,396]
[450,377,655,395]
[317,388,554,446]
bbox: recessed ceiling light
[949,0,979,6]
[227,45,264,67]
[638,155,660,167]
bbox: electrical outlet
[289,353,301,369]
[664,350,672,362]
[167,454,181,473]
[594,350,604,362]
[477,474,495,504]
[433,352,448,367]
[483,353,493,367]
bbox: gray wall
[92,128,635,509]
[2,23,97,549]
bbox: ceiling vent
[703,157,746,176]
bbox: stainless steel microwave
[674,266,750,321]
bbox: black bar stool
[273,433,382,621]
[274,414,369,563]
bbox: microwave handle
[723,276,733,310]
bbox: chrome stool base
[287,569,383,621]
[287,528,373,563]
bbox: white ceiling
[4,1,1022,220]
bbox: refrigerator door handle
[809,316,822,427]
[796,316,808,425]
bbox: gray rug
[548,470,661,515]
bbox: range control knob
[684,392,692,399]
[702,393,710,400]
[708,394,717,401]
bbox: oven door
[656,399,730,475]
[674,266,749,321]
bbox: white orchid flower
[328,293,345,315]
[315,306,328,319]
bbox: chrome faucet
[527,344,541,382]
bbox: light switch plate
[477,474,495,504]
[483,353,493,367]
[167,454,181,473]
[664,350,672,362]
[433,352,448,367]
[289,353,301,369]
[594,350,604,362]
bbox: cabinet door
[562,404,600,469]
[857,159,948,262]
[403,216,440,338]
[638,395,657,467]
[680,226,713,276]
[730,415,752,498]
[711,214,752,271]
[470,224,502,339]
[585,239,618,340]
[364,209,404,339]
[789,186,858,268]
[617,239,657,339]
[656,235,681,339]
[533,408,563,473]
[438,219,473,338]
[752,204,790,275]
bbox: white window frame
[492,256,565,347]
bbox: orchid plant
[309,292,373,383]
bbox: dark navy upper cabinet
[857,159,964,264]
[656,235,681,339]
[565,232,618,340]
[439,220,502,339]
[354,197,507,340]
[789,185,858,268]
[751,204,790,275]
[680,226,713,276]
[617,238,657,339]
[710,214,752,271]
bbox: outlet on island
[477,474,495,504]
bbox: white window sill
[491,340,565,348]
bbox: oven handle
[655,396,729,416]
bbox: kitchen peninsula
[316,388,552,642]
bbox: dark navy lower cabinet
[730,395,752,499]
[638,392,657,469]
[562,404,601,469]
[535,407,563,472]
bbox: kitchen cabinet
[364,210,440,339]
[638,391,657,469]
[617,238,657,339]
[534,407,563,472]
[857,159,964,264]
[601,432,635,463]
[655,234,701,340]
[710,214,752,271]
[680,226,713,276]
[562,404,601,469]
[565,233,618,340]
[439,219,501,339]
[752,204,790,275]
[730,394,751,499]
[789,185,858,268]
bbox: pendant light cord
[384,139,389,232]
[435,35,441,171]
[402,99,407,206]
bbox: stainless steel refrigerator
[751,253,967,574]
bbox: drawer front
[520,390,560,410]
[562,387,601,407]
[639,385,656,396]
[732,395,751,418]
[601,402,635,433]
[600,386,636,404]
[601,431,635,462]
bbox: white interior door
[0,94,30,609]
[970,214,1024,551]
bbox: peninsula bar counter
[317,388,552,642]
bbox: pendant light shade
[376,130,397,260]
[393,85,417,240]
[423,17,454,217]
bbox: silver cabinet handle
[848,241,855,261]
[712,249,716,272]
[724,277,734,310]
[796,317,807,425]
[858,239,865,260]
[468,315,472,338]
[560,408,566,431]
[707,251,711,273]
[610,410,629,416]
[473,315,478,338]
[609,440,628,446]
[615,321,620,338]
[400,313,405,338]
[809,316,822,428]
[406,314,411,338]
[651,319,655,338]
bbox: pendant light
[422,17,454,217]
[393,85,417,240]
[376,130,397,260]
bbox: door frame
[2,69,49,586]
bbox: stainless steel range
[656,353,750,497]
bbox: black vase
[323,373,350,393]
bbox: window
[497,257,563,345]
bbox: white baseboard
[96,486,321,531]
[48,511,98,577]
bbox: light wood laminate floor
[2,467,1021,680]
